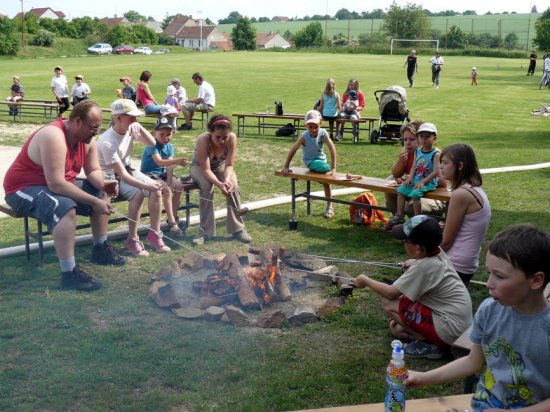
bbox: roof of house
[211,40,232,51]
[99,16,130,28]
[256,33,278,46]
[173,25,217,39]
[16,7,65,19]
[272,16,289,21]
[163,15,197,36]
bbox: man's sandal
[324,206,334,219]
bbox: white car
[87,43,112,55]
[134,47,153,55]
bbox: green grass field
[0,52,549,411]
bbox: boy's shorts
[119,169,156,200]
[397,183,436,201]
[398,296,448,349]
[308,159,331,173]
[5,180,103,233]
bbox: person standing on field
[404,50,418,88]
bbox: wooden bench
[0,100,62,121]
[293,393,472,411]
[232,112,378,143]
[0,179,199,268]
[275,167,450,222]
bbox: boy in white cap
[97,99,171,256]
[165,85,180,129]
[281,110,337,218]
[384,122,440,229]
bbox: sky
[2,0,547,22]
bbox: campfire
[148,245,354,328]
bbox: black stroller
[370,86,410,144]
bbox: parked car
[113,44,134,55]
[154,48,171,54]
[87,43,112,55]
[134,47,153,55]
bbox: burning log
[248,246,262,255]
[237,276,261,310]
[216,254,243,276]
[276,277,292,301]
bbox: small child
[384,122,440,229]
[317,78,341,141]
[119,76,136,102]
[405,224,550,411]
[471,66,478,86]
[340,89,359,118]
[165,85,180,129]
[282,110,337,218]
[354,215,472,359]
[140,117,189,236]
[6,75,24,115]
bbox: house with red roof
[256,32,291,49]
[16,7,65,20]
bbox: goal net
[390,39,439,55]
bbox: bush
[0,17,19,55]
[31,29,55,47]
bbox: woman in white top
[71,74,91,106]
[429,51,444,88]
[439,144,491,286]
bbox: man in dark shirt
[528,50,537,75]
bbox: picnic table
[275,167,450,220]
[0,100,62,121]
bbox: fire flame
[245,265,279,303]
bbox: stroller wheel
[370,130,379,144]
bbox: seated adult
[3,100,126,291]
[385,121,445,215]
[189,114,251,245]
[439,144,491,286]
[136,70,161,114]
[179,72,215,130]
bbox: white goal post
[390,39,439,55]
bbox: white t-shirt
[97,127,135,175]
[71,82,91,99]
[51,75,69,98]
[175,86,187,103]
[198,80,215,107]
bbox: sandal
[167,221,184,237]
[324,206,334,219]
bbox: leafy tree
[218,11,242,24]
[293,21,323,48]
[71,17,96,38]
[358,32,389,48]
[446,25,466,48]
[504,32,518,50]
[282,30,292,40]
[130,24,158,44]
[205,18,213,25]
[335,8,353,20]
[106,24,130,46]
[162,15,177,30]
[230,16,256,50]
[382,2,431,39]
[0,17,19,55]
[158,33,176,45]
[31,28,55,46]
[463,10,477,15]
[534,8,550,50]
[124,10,146,23]
[258,17,270,23]
[532,6,538,13]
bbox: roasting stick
[293,253,402,269]
[110,210,210,258]
[170,188,250,217]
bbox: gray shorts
[181,102,214,113]
[5,180,102,233]
[119,169,156,200]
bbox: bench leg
[306,181,311,216]
[37,220,45,268]
[24,217,31,261]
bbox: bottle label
[385,365,407,412]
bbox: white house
[256,33,291,49]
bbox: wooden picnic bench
[0,100,62,121]
[232,112,378,143]
[275,167,450,221]
[0,178,199,268]
[292,393,472,411]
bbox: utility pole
[197,11,203,51]
[526,12,532,51]
[20,0,24,48]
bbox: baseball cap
[54,66,63,72]
[110,99,144,116]
[154,117,174,131]
[75,74,83,80]
[305,110,322,125]
[119,76,132,83]
[170,77,181,84]
[417,123,438,135]
[392,215,442,251]
[348,90,358,99]
[167,85,177,96]
[472,67,476,70]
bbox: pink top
[137,81,154,107]
[446,186,491,275]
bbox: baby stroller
[370,86,410,144]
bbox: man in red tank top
[3,100,126,291]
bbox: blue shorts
[397,183,436,201]
[5,180,102,233]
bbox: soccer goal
[390,39,439,55]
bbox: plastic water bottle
[384,339,407,412]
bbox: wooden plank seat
[275,167,450,222]
[0,100,62,121]
[0,178,199,267]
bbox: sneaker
[61,265,102,291]
[91,240,127,265]
[125,237,149,257]
[382,214,405,231]
[334,133,343,142]
[146,231,171,253]
[403,340,444,360]
[238,207,250,216]
[232,229,252,243]
[178,123,193,131]
[166,221,184,237]
[324,206,334,219]
[192,232,206,246]
[174,216,188,232]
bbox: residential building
[16,7,65,20]
[256,32,291,49]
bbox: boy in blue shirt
[141,117,188,235]
[405,224,550,411]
